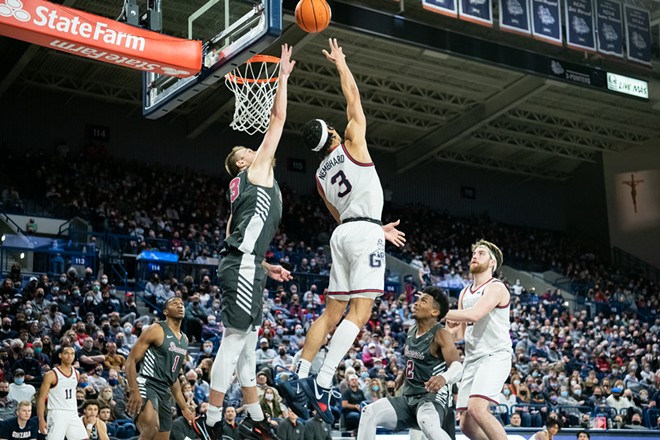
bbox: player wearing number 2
[37,346,87,440]
[125,297,194,440]
[358,287,462,440]
[287,38,406,424]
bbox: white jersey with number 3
[316,144,383,221]
[460,277,512,361]
[48,367,79,411]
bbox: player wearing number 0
[285,38,405,425]
[445,240,511,440]
[125,297,193,440]
[358,287,462,440]
[37,346,87,440]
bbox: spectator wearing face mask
[7,370,35,403]
[623,411,647,429]
[605,387,634,413]
[272,345,294,370]
[195,341,215,365]
[201,315,222,341]
[121,323,137,348]
[256,338,277,371]
[88,365,108,391]
[260,387,285,426]
[499,384,517,414]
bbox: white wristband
[438,361,463,386]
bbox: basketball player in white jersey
[286,38,405,424]
[37,346,88,440]
[445,240,511,440]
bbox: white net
[225,55,280,135]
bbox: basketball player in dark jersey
[125,297,193,440]
[196,44,296,440]
[357,287,463,440]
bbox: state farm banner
[422,0,458,18]
[596,0,623,58]
[565,0,596,51]
[499,0,531,35]
[531,0,562,45]
[624,5,651,66]
[0,0,202,77]
[459,0,493,26]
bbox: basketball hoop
[225,55,280,135]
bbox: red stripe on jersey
[469,394,499,404]
[328,289,384,295]
[469,277,495,294]
[342,144,373,167]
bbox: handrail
[612,246,660,284]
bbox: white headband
[312,119,328,152]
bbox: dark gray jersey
[225,170,282,258]
[402,322,451,407]
[138,321,188,387]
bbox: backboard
[142,0,281,119]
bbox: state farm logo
[0,0,31,22]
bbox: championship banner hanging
[531,0,562,45]
[459,0,493,26]
[596,0,623,58]
[422,0,458,18]
[500,0,531,35]
[565,0,595,51]
[624,5,651,66]
[0,0,202,77]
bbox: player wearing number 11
[125,297,194,440]
[37,346,88,440]
[289,38,406,424]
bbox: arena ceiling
[1,0,660,181]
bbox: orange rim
[226,55,281,84]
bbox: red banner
[0,0,202,77]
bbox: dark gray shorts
[136,376,173,432]
[388,394,451,433]
[219,253,266,331]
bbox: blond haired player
[445,240,511,440]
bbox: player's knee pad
[236,329,258,387]
[416,403,442,436]
[211,328,250,392]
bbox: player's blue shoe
[274,367,310,419]
[298,376,335,424]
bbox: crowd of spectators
[1,149,659,437]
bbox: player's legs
[47,410,76,440]
[316,296,374,388]
[236,328,266,422]
[208,327,254,410]
[463,352,510,440]
[357,398,398,440]
[416,402,451,440]
[136,401,160,440]
[459,410,488,440]
[299,297,349,368]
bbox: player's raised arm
[322,38,368,158]
[249,44,296,184]
[125,324,163,417]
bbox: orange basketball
[295,0,331,33]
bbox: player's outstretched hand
[126,391,142,418]
[322,38,346,66]
[280,44,296,78]
[265,264,293,282]
[424,375,446,393]
[383,219,406,247]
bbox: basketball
[295,0,331,33]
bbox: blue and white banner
[459,0,493,26]
[624,5,652,66]
[531,0,562,44]
[565,0,596,51]
[500,0,531,34]
[596,0,623,57]
[423,0,458,17]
